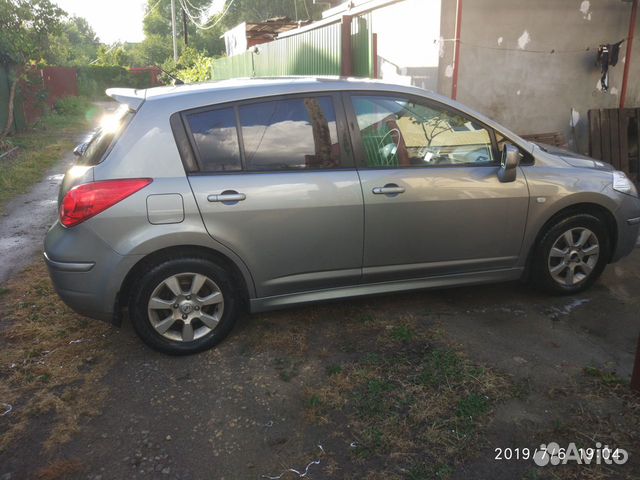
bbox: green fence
[212,14,374,80]
[351,13,374,78]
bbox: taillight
[60,178,152,228]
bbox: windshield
[77,104,133,166]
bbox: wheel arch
[116,245,254,324]
[523,201,617,281]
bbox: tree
[0,0,65,138]
[48,16,100,66]
[138,0,326,66]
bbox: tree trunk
[1,69,18,140]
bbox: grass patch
[0,260,114,453]
[0,98,97,211]
[304,316,511,478]
[274,356,302,382]
[527,368,640,480]
[583,365,626,386]
[35,458,83,480]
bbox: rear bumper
[44,222,141,323]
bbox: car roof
[108,76,532,153]
[143,76,428,101]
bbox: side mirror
[498,143,520,183]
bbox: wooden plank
[589,109,602,159]
[635,108,640,183]
[610,109,620,169]
[619,109,630,177]
[521,132,567,147]
[601,109,611,164]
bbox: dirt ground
[0,152,639,479]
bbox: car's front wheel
[532,213,610,294]
[129,257,239,355]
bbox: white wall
[371,0,441,90]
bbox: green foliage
[390,325,414,342]
[134,34,174,67]
[77,66,153,98]
[169,47,213,83]
[54,96,90,116]
[0,0,65,67]
[0,101,94,211]
[47,16,99,66]
[138,0,326,65]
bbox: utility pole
[183,8,189,46]
[171,0,178,62]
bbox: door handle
[372,185,405,195]
[207,191,246,203]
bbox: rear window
[185,107,241,172]
[77,104,133,166]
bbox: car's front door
[185,93,364,297]
[345,93,529,282]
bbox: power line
[143,0,164,19]
[179,0,235,30]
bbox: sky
[52,0,148,44]
[51,0,226,44]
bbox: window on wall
[186,107,241,172]
[239,96,342,171]
[350,95,496,168]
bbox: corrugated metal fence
[212,14,374,80]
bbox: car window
[78,105,133,166]
[350,95,496,168]
[186,107,241,172]
[239,96,341,171]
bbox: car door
[184,93,364,297]
[344,92,529,282]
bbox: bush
[76,66,159,98]
[54,96,91,116]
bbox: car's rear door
[344,92,529,282]
[182,93,364,297]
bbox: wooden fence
[588,108,640,183]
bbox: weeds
[0,98,96,211]
[305,314,511,478]
[0,260,114,453]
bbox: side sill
[249,267,524,313]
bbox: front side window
[351,95,496,168]
[186,107,241,172]
[239,96,342,171]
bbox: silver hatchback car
[45,78,640,354]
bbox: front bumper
[44,221,141,323]
[611,196,640,262]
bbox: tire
[129,257,239,355]
[531,213,609,295]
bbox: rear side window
[78,105,133,166]
[239,96,342,171]
[185,107,241,172]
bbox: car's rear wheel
[129,257,239,355]
[532,213,609,294]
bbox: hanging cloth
[596,40,625,91]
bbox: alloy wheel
[147,272,224,342]
[547,227,600,286]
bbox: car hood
[534,142,614,171]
